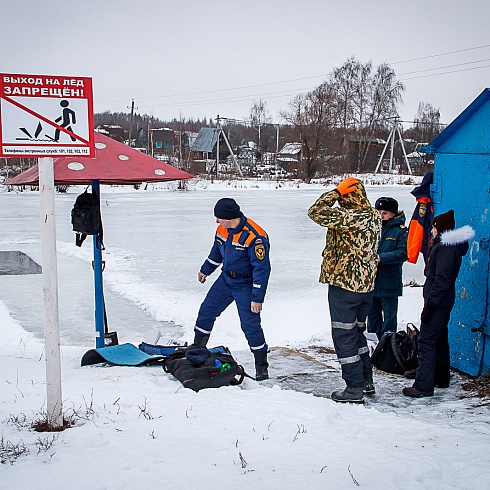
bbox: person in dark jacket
[403,210,475,397]
[191,198,271,381]
[367,197,407,340]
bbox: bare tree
[330,57,404,171]
[249,99,271,152]
[413,101,442,143]
[280,82,336,183]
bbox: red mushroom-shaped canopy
[7,132,193,186]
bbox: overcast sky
[2,0,489,127]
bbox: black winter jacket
[423,225,474,310]
[373,212,407,297]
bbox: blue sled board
[81,343,165,367]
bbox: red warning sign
[0,73,95,158]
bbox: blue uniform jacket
[200,214,271,303]
[374,212,407,297]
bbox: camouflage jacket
[307,186,381,293]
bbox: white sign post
[0,73,94,429]
[39,157,63,427]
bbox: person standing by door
[403,210,474,397]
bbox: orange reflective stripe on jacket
[216,225,229,242]
[218,219,267,248]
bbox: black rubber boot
[331,387,364,403]
[402,386,433,398]
[364,372,375,395]
[254,351,269,381]
[189,333,210,349]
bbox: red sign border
[0,73,95,158]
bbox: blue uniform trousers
[367,296,399,340]
[195,273,268,353]
[328,285,373,389]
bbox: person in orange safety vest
[407,172,434,265]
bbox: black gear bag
[371,325,419,375]
[162,347,250,392]
[71,189,104,249]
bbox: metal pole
[220,127,243,177]
[128,99,135,147]
[91,180,105,348]
[396,124,412,175]
[375,129,392,174]
[389,124,396,172]
[216,117,220,177]
[38,157,63,428]
[147,120,151,155]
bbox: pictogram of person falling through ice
[54,100,76,141]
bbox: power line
[396,120,446,126]
[100,43,490,106]
[100,75,326,104]
[390,43,490,65]
[400,63,490,81]
[105,60,490,112]
[136,87,318,109]
[398,58,490,76]
[96,44,490,119]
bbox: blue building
[423,88,490,376]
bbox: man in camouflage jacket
[308,177,381,403]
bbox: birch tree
[330,57,404,171]
[280,82,337,183]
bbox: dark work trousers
[367,296,399,340]
[328,284,373,389]
[413,308,451,393]
[195,273,268,353]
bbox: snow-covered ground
[1,177,489,488]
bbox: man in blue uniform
[192,198,271,381]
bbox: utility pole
[216,115,220,177]
[147,119,151,155]
[215,115,243,177]
[127,99,137,147]
[374,118,412,175]
[179,112,183,169]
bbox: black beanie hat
[214,198,241,220]
[375,197,398,214]
[432,209,455,233]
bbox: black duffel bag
[371,327,418,375]
[162,346,249,392]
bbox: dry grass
[460,374,490,400]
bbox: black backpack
[162,347,249,392]
[71,190,104,248]
[371,328,418,375]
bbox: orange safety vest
[407,196,433,264]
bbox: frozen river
[0,182,425,349]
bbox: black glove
[421,302,436,324]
